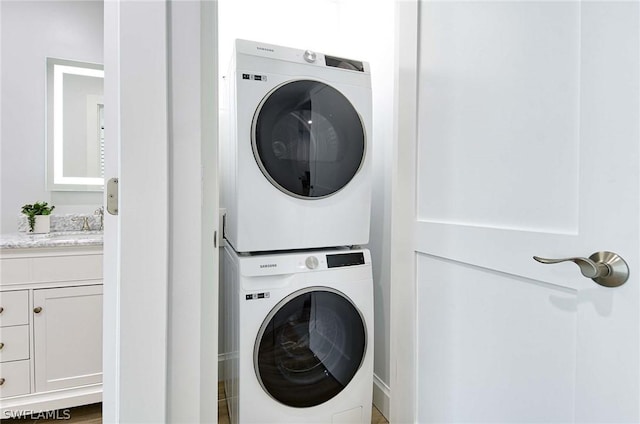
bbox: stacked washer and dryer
[221,39,374,424]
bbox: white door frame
[389,0,419,422]
[103,1,218,422]
[166,1,218,422]
[104,1,169,421]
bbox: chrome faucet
[73,216,91,231]
[95,206,104,231]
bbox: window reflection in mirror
[46,58,104,191]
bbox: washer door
[254,288,367,408]
[252,80,366,199]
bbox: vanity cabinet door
[32,285,103,392]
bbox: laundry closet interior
[216,1,394,423]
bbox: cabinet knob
[0,378,5,386]
[0,342,4,350]
[0,306,4,314]
[34,307,43,314]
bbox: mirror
[46,57,104,191]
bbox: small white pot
[31,215,51,234]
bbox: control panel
[242,249,369,277]
[326,252,366,268]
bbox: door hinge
[106,177,119,215]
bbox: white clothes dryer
[222,39,372,253]
[221,246,373,424]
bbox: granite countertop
[0,231,103,249]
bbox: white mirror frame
[46,57,105,191]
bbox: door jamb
[389,0,419,422]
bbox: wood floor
[2,386,388,424]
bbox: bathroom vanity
[0,232,103,417]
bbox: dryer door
[252,80,366,199]
[254,288,367,408]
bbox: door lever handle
[533,251,629,288]
[533,255,606,279]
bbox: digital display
[326,252,365,268]
[325,55,365,72]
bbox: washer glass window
[255,289,366,408]
[253,80,365,198]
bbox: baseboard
[372,373,390,420]
[0,384,102,418]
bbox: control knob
[303,50,317,63]
[305,256,319,270]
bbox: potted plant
[21,201,55,233]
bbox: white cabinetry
[33,285,103,393]
[0,247,102,418]
[0,290,30,399]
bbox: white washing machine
[222,39,372,253]
[222,246,373,424]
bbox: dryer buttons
[305,256,319,270]
[246,292,270,300]
[241,73,267,81]
[303,50,317,63]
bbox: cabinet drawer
[0,291,28,327]
[0,360,30,398]
[0,326,29,362]
[32,255,103,283]
[0,258,30,285]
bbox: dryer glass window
[252,80,365,198]
[255,288,366,408]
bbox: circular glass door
[254,288,367,408]
[252,80,366,199]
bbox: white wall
[217,0,394,415]
[218,0,340,74]
[0,0,103,233]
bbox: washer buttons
[305,256,319,270]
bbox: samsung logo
[259,263,277,268]
[257,47,274,52]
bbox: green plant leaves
[21,201,55,232]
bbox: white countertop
[0,231,103,249]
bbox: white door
[391,1,639,422]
